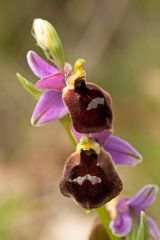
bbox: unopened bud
[32,18,65,71]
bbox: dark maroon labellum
[63,80,113,133]
[59,148,122,209]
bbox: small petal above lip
[64,62,73,76]
[90,130,112,146]
[128,185,159,211]
[104,135,142,166]
[110,213,132,237]
[35,72,66,91]
[71,127,111,146]
[27,50,60,78]
[71,125,84,142]
[31,90,68,126]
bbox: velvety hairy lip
[62,80,113,133]
[59,148,123,209]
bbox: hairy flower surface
[109,185,160,240]
[26,51,72,126]
[59,137,122,209]
[72,128,142,166]
[63,80,113,133]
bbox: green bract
[136,212,149,240]
[17,73,42,100]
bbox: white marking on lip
[70,174,101,185]
[87,97,104,110]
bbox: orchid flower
[72,128,142,166]
[18,18,113,133]
[60,136,123,209]
[109,185,160,240]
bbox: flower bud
[59,137,122,209]
[63,60,113,133]
[32,18,65,71]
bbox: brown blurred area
[0,0,160,239]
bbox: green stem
[96,207,121,240]
[60,115,121,240]
[60,114,77,148]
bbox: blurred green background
[0,0,160,239]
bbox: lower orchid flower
[72,128,142,166]
[26,50,72,126]
[109,185,160,240]
[60,136,123,209]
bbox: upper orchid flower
[26,50,72,126]
[18,18,113,132]
[72,128,142,166]
[109,185,160,240]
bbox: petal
[27,50,60,78]
[31,91,68,126]
[110,213,132,238]
[64,62,73,77]
[147,216,160,240]
[35,73,66,91]
[90,130,112,145]
[71,125,84,142]
[128,185,159,211]
[71,126,111,146]
[104,135,142,166]
[117,199,129,214]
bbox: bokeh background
[0,0,160,239]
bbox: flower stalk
[60,114,77,148]
[96,207,121,240]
